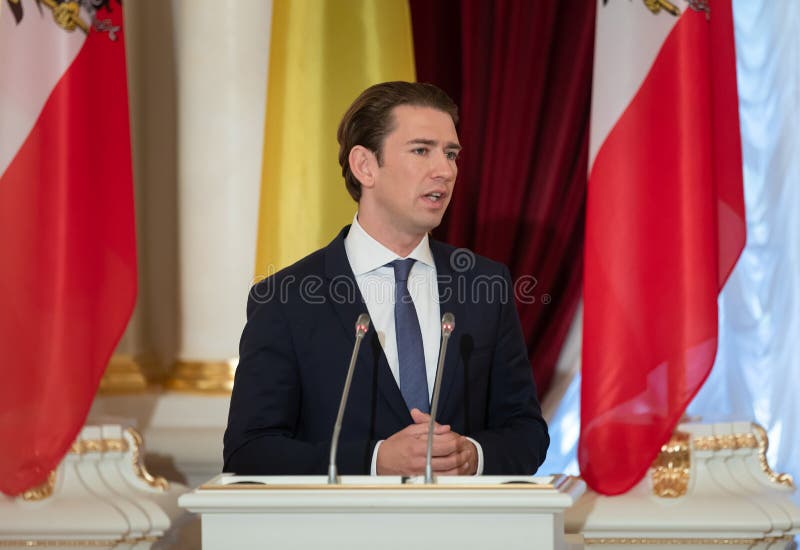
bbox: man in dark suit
[224,82,548,476]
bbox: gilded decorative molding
[82,438,104,453]
[692,434,720,451]
[21,470,57,502]
[69,438,127,455]
[164,359,237,393]
[650,431,690,498]
[124,427,169,491]
[733,433,758,449]
[104,438,129,453]
[692,433,758,452]
[717,434,737,450]
[97,354,149,394]
[752,423,794,489]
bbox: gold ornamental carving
[164,359,237,393]
[21,470,57,502]
[124,427,169,491]
[650,430,690,498]
[692,433,758,452]
[752,423,794,489]
[98,354,149,394]
[104,438,129,453]
[67,429,168,490]
[70,438,129,455]
[734,433,758,449]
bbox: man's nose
[431,151,456,179]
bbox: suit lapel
[323,227,368,347]
[431,241,468,419]
[323,227,410,424]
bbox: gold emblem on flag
[643,0,681,17]
[4,0,121,40]
[51,1,87,33]
[602,0,710,20]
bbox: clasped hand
[376,408,477,476]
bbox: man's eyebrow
[406,138,462,151]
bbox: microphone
[425,312,455,484]
[328,313,371,484]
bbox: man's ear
[349,145,378,189]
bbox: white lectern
[179,475,585,550]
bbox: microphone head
[441,312,455,336]
[355,313,371,336]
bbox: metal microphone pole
[425,312,455,484]
[328,313,371,484]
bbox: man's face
[364,105,460,240]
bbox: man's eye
[446,151,459,161]
[412,147,428,155]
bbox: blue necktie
[390,259,430,413]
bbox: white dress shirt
[344,214,483,475]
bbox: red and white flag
[581,0,745,495]
[0,0,136,495]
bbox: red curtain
[409,0,595,397]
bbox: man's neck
[355,213,426,258]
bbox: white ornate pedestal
[180,475,585,550]
[565,421,799,549]
[0,425,187,549]
[90,392,230,488]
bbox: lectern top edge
[197,474,578,492]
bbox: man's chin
[418,211,446,230]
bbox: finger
[433,453,474,475]
[402,425,451,444]
[411,410,451,432]
[429,434,460,456]
[405,415,451,435]
[435,463,474,476]
[403,422,435,437]
[410,408,429,424]
[433,422,451,434]
[430,453,464,472]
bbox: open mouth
[424,192,446,203]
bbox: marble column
[92,0,271,487]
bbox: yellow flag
[256,0,416,276]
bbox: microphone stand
[328,313,370,484]
[425,313,455,484]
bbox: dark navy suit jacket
[223,226,549,475]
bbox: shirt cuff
[370,440,383,475]
[465,436,484,475]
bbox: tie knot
[390,258,416,282]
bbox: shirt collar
[345,213,435,276]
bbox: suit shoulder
[430,239,510,277]
[248,247,329,309]
[254,247,326,285]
